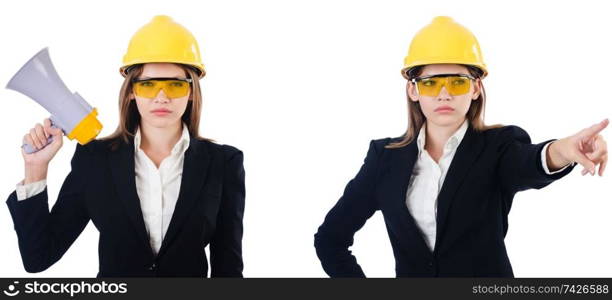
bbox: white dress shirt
[405,120,572,252]
[133,124,190,255]
[16,124,191,256]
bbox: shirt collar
[416,119,469,154]
[134,123,191,155]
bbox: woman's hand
[22,118,64,183]
[547,119,608,176]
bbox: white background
[0,0,610,277]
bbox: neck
[139,121,183,153]
[424,119,465,151]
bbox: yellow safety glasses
[132,77,193,99]
[411,73,475,97]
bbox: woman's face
[407,64,481,128]
[131,63,191,130]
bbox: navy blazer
[314,124,575,277]
[6,137,245,277]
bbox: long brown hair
[386,65,502,149]
[101,64,211,150]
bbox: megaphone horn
[6,48,102,154]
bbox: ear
[406,82,419,102]
[472,79,482,100]
[129,92,135,101]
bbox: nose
[437,85,452,101]
[153,88,170,103]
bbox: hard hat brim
[120,61,205,79]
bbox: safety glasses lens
[416,76,471,96]
[133,80,190,98]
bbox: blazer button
[149,263,157,271]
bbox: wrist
[24,163,48,184]
[546,140,573,171]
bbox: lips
[434,106,455,112]
[151,108,171,113]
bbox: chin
[143,117,180,129]
[427,114,464,127]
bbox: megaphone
[6,48,103,154]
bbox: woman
[314,16,607,277]
[6,15,245,277]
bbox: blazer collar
[385,137,429,254]
[388,122,485,254]
[433,123,485,252]
[109,135,211,258]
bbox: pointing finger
[580,119,609,139]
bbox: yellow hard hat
[401,16,487,79]
[120,15,206,78]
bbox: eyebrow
[133,77,192,82]
[413,73,475,81]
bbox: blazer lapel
[157,138,211,258]
[434,125,485,251]
[108,138,152,255]
[385,140,432,253]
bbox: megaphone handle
[22,119,60,154]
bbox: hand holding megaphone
[21,118,64,168]
[6,48,103,154]
[21,117,61,153]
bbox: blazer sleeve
[210,147,245,277]
[5,144,91,273]
[314,139,383,277]
[496,125,575,194]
